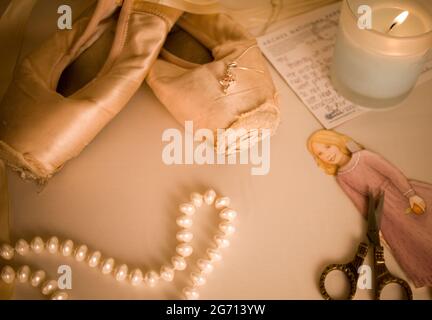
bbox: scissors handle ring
[375,275,413,300]
[319,263,358,300]
[373,246,413,300]
[319,242,368,300]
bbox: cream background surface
[3,0,432,299]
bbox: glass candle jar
[331,0,432,109]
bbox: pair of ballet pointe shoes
[0,0,280,183]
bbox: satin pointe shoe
[0,0,182,182]
[146,12,281,154]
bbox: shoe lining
[162,24,213,66]
[56,20,116,97]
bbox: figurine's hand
[409,195,426,214]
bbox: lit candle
[331,0,432,109]
[386,11,410,34]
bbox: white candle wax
[331,0,432,109]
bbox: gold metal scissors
[319,193,413,300]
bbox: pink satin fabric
[146,13,281,153]
[0,0,182,182]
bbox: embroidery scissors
[319,193,413,300]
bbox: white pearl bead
[183,287,200,300]
[219,208,237,221]
[171,256,187,271]
[1,265,15,284]
[204,189,217,205]
[46,237,60,254]
[207,248,222,262]
[160,266,174,282]
[190,192,203,207]
[144,271,159,287]
[17,265,31,283]
[114,264,129,282]
[129,269,143,286]
[74,245,88,262]
[176,230,193,243]
[176,244,193,257]
[179,203,196,216]
[176,215,193,228]
[41,280,58,295]
[215,197,231,209]
[51,291,69,300]
[30,237,44,254]
[214,233,230,248]
[15,239,30,256]
[219,221,236,235]
[88,251,102,268]
[197,259,213,274]
[30,270,46,287]
[0,244,14,260]
[60,240,74,257]
[101,258,115,275]
[190,272,206,286]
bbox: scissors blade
[366,193,383,246]
[375,192,385,229]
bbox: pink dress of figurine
[308,130,432,288]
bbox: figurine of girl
[307,129,432,288]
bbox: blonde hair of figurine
[307,130,363,176]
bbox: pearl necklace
[0,189,237,300]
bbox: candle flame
[387,11,409,33]
[393,10,409,26]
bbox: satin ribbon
[0,0,95,300]
[0,0,38,300]
[0,160,11,300]
[0,0,38,101]
[142,0,222,14]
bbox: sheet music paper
[257,3,432,129]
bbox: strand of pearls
[0,264,68,300]
[0,189,237,300]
